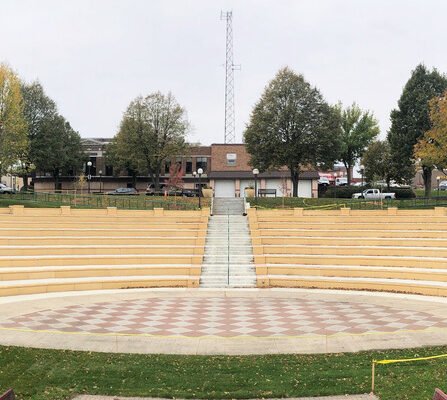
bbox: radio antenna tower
[220,11,240,144]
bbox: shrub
[391,187,416,199]
[322,185,368,198]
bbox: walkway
[1,288,447,355]
[200,215,256,288]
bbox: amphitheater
[2,202,447,355]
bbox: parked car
[0,183,14,194]
[145,183,184,196]
[335,177,348,186]
[318,177,330,186]
[106,187,139,195]
[439,181,447,191]
[352,188,396,200]
[376,180,405,188]
[181,188,199,197]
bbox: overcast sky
[2,0,447,144]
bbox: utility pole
[221,11,240,144]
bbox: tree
[112,92,189,190]
[166,163,184,190]
[21,81,58,189]
[388,64,447,197]
[336,103,379,185]
[32,115,84,190]
[0,64,28,174]
[361,140,394,189]
[105,136,139,188]
[244,67,341,197]
[414,91,447,175]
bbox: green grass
[1,345,447,399]
[414,188,447,198]
[249,196,447,210]
[0,193,211,210]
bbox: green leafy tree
[414,90,447,176]
[244,67,341,197]
[336,103,379,185]
[112,92,189,190]
[105,136,139,188]
[361,140,394,189]
[21,81,58,189]
[32,115,85,190]
[0,64,28,174]
[388,64,447,197]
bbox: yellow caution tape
[374,353,447,365]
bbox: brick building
[33,139,319,198]
[208,144,318,197]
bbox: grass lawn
[1,345,447,399]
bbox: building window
[196,157,208,173]
[164,160,171,174]
[185,158,192,174]
[226,153,237,166]
[105,165,113,176]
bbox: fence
[4,192,207,211]
[250,196,447,210]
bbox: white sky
[2,0,447,144]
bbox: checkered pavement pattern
[1,297,447,337]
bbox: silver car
[439,181,447,191]
[0,183,14,194]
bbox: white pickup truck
[352,188,396,200]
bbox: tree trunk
[290,167,299,197]
[22,174,29,190]
[53,169,60,192]
[155,171,160,192]
[343,161,351,185]
[148,171,155,189]
[422,166,432,198]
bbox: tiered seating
[0,205,208,296]
[248,207,447,296]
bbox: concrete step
[200,214,256,288]
[256,263,447,282]
[257,274,447,296]
[0,275,199,296]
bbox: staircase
[200,199,256,288]
[212,197,245,215]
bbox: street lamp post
[253,168,259,202]
[99,170,103,193]
[192,171,197,199]
[197,168,203,209]
[87,161,92,194]
[437,176,441,197]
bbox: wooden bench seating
[0,389,14,400]
[433,388,447,400]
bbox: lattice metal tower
[221,11,239,144]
